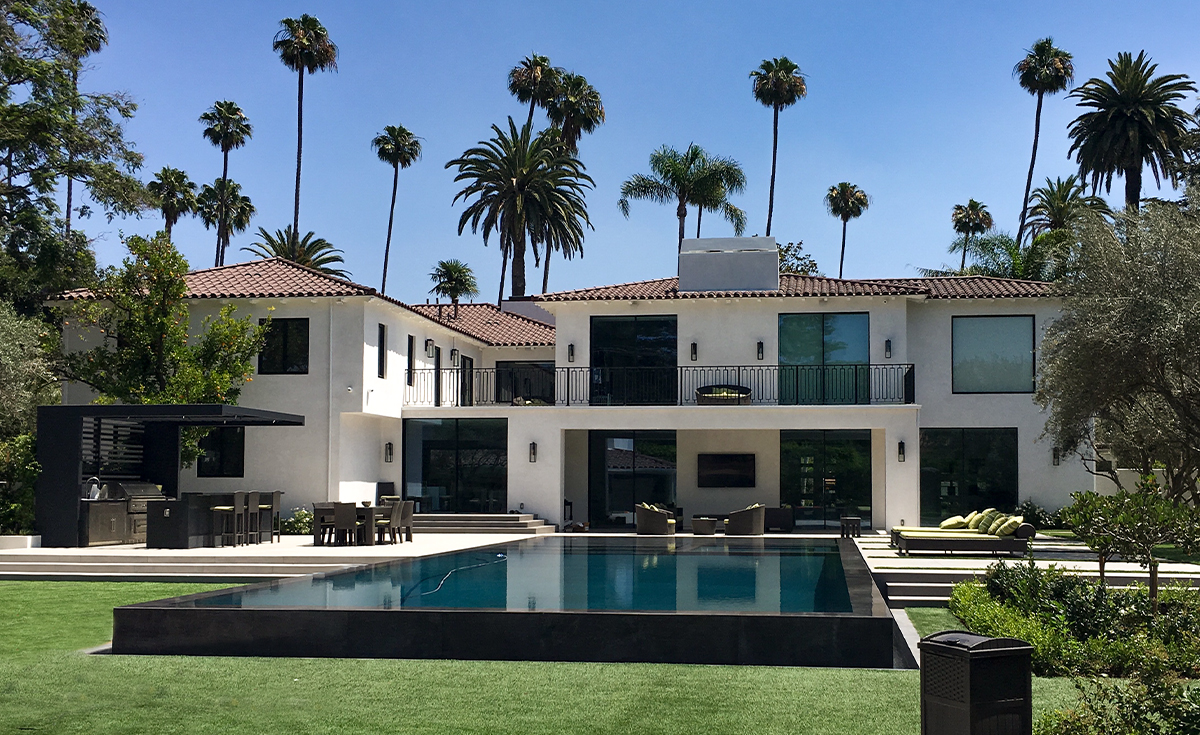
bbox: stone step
[885,582,956,598]
[415,513,536,522]
[887,595,949,609]
[412,519,547,529]
[413,525,554,535]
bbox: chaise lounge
[892,508,1036,555]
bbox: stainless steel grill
[99,481,165,544]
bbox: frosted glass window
[952,316,1034,393]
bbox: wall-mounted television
[697,453,756,488]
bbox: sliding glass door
[780,430,872,529]
[403,418,508,513]
[590,316,678,405]
[919,428,1018,526]
[778,313,870,404]
[587,430,677,527]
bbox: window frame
[196,426,245,478]
[406,335,415,386]
[377,323,387,379]
[950,314,1036,395]
[257,318,310,375]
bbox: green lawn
[904,607,963,638]
[0,581,1079,734]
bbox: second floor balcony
[403,364,915,408]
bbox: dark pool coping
[112,537,896,668]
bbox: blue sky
[76,0,1200,303]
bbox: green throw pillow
[996,516,1023,537]
[987,514,1010,536]
[969,508,996,529]
[963,510,979,526]
[939,515,968,529]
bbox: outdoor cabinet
[82,501,127,546]
[919,631,1033,735]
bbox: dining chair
[332,502,360,546]
[312,502,335,546]
[376,500,403,544]
[399,500,415,543]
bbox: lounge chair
[895,528,1033,556]
[724,504,765,536]
[890,525,984,547]
[635,504,676,535]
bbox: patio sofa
[635,504,676,535]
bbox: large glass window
[919,428,1018,525]
[780,430,872,529]
[587,430,676,527]
[495,360,555,405]
[590,316,677,405]
[778,313,870,404]
[403,418,507,513]
[258,318,309,375]
[952,316,1034,393]
[197,427,245,478]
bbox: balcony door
[589,316,677,405]
[778,313,870,404]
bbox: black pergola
[35,404,304,547]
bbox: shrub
[279,508,313,535]
[1015,499,1062,529]
[0,434,39,535]
[1036,665,1200,735]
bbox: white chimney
[678,237,779,292]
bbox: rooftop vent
[678,237,779,292]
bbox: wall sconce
[424,339,435,358]
[567,343,575,362]
[529,441,537,463]
[384,442,394,463]
[690,342,698,361]
[756,341,764,360]
[450,348,459,366]
[897,441,906,462]
[884,339,892,359]
[1052,447,1061,466]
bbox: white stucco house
[58,236,1092,530]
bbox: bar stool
[262,491,282,542]
[244,492,261,544]
[211,492,246,547]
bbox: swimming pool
[113,536,895,667]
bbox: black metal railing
[403,364,915,407]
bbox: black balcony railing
[403,364,915,407]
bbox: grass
[0,581,1081,734]
[904,607,962,638]
[1154,544,1200,565]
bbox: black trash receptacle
[919,630,1033,735]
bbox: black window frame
[950,314,1036,394]
[377,323,387,379]
[406,335,415,386]
[196,426,245,478]
[258,318,310,375]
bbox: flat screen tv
[697,453,755,488]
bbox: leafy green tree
[507,54,561,129]
[446,118,592,302]
[825,182,869,278]
[146,167,196,241]
[1013,38,1074,245]
[778,240,821,276]
[56,0,106,237]
[0,301,58,439]
[1027,175,1110,237]
[0,434,38,534]
[1060,490,1120,583]
[197,178,254,264]
[428,259,479,319]
[242,225,348,278]
[273,14,338,236]
[545,72,604,153]
[199,100,252,266]
[950,199,993,271]
[618,144,745,250]
[371,124,422,295]
[750,57,806,237]
[1068,51,1195,211]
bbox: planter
[0,535,41,549]
[695,384,752,405]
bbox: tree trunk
[696,207,703,238]
[1125,165,1142,211]
[1098,553,1106,585]
[165,219,173,241]
[381,165,399,295]
[1150,559,1159,615]
[293,69,304,236]
[496,245,509,308]
[216,150,229,267]
[960,234,969,272]
[527,99,536,129]
[542,246,551,294]
[676,196,687,251]
[511,231,526,298]
[65,176,73,236]
[766,104,779,237]
[65,69,78,237]
[1015,91,1044,246]
[838,219,848,278]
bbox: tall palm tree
[1068,51,1195,211]
[199,100,252,266]
[1014,38,1074,245]
[61,0,107,237]
[694,182,747,239]
[146,167,196,241]
[918,231,1060,282]
[825,183,870,278]
[750,57,807,237]
[197,179,254,266]
[618,144,746,250]
[273,14,338,235]
[1027,175,1111,236]
[951,199,993,272]
[507,54,561,128]
[545,72,605,153]
[243,225,349,278]
[428,259,479,319]
[370,125,422,295]
[446,118,593,303]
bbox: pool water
[197,536,853,613]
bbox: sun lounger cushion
[969,509,996,529]
[996,516,1023,536]
[973,509,999,530]
[987,514,1011,535]
[963,510,979,526]
[939,515,968,529]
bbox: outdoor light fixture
[450,348,459,366]
[1053,447,1061,466]
[884,339,892,359]
[567,343,575,362]
[756,341,764,360]
[690,342,698,361]
[384,442,394,463]
[529,442,538,463]
[898,441,906,462]
[424,339,435,358]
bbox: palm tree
[199,100,252,266]
[243,225,349,278]
[61,0,107,237]
[273,14,338,235]
[446,118,593,303]
[694,181,747,239]
[1014,38,1074,245]
[825,183,870,278]
[197,179,254,265]
[507,54,561,128]
[428,259,479,319]
[918,231,1060,282]
[618,144,746,250]
[750,57,807,237]
[371,125,422,296]
[1027,175,1111,236]
[951,199,993,272]
[545,72,605,153]
[1068,51,1195,211]
[146,167,196,241]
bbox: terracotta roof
[534,274,1053,302]
[405,303,555,347]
